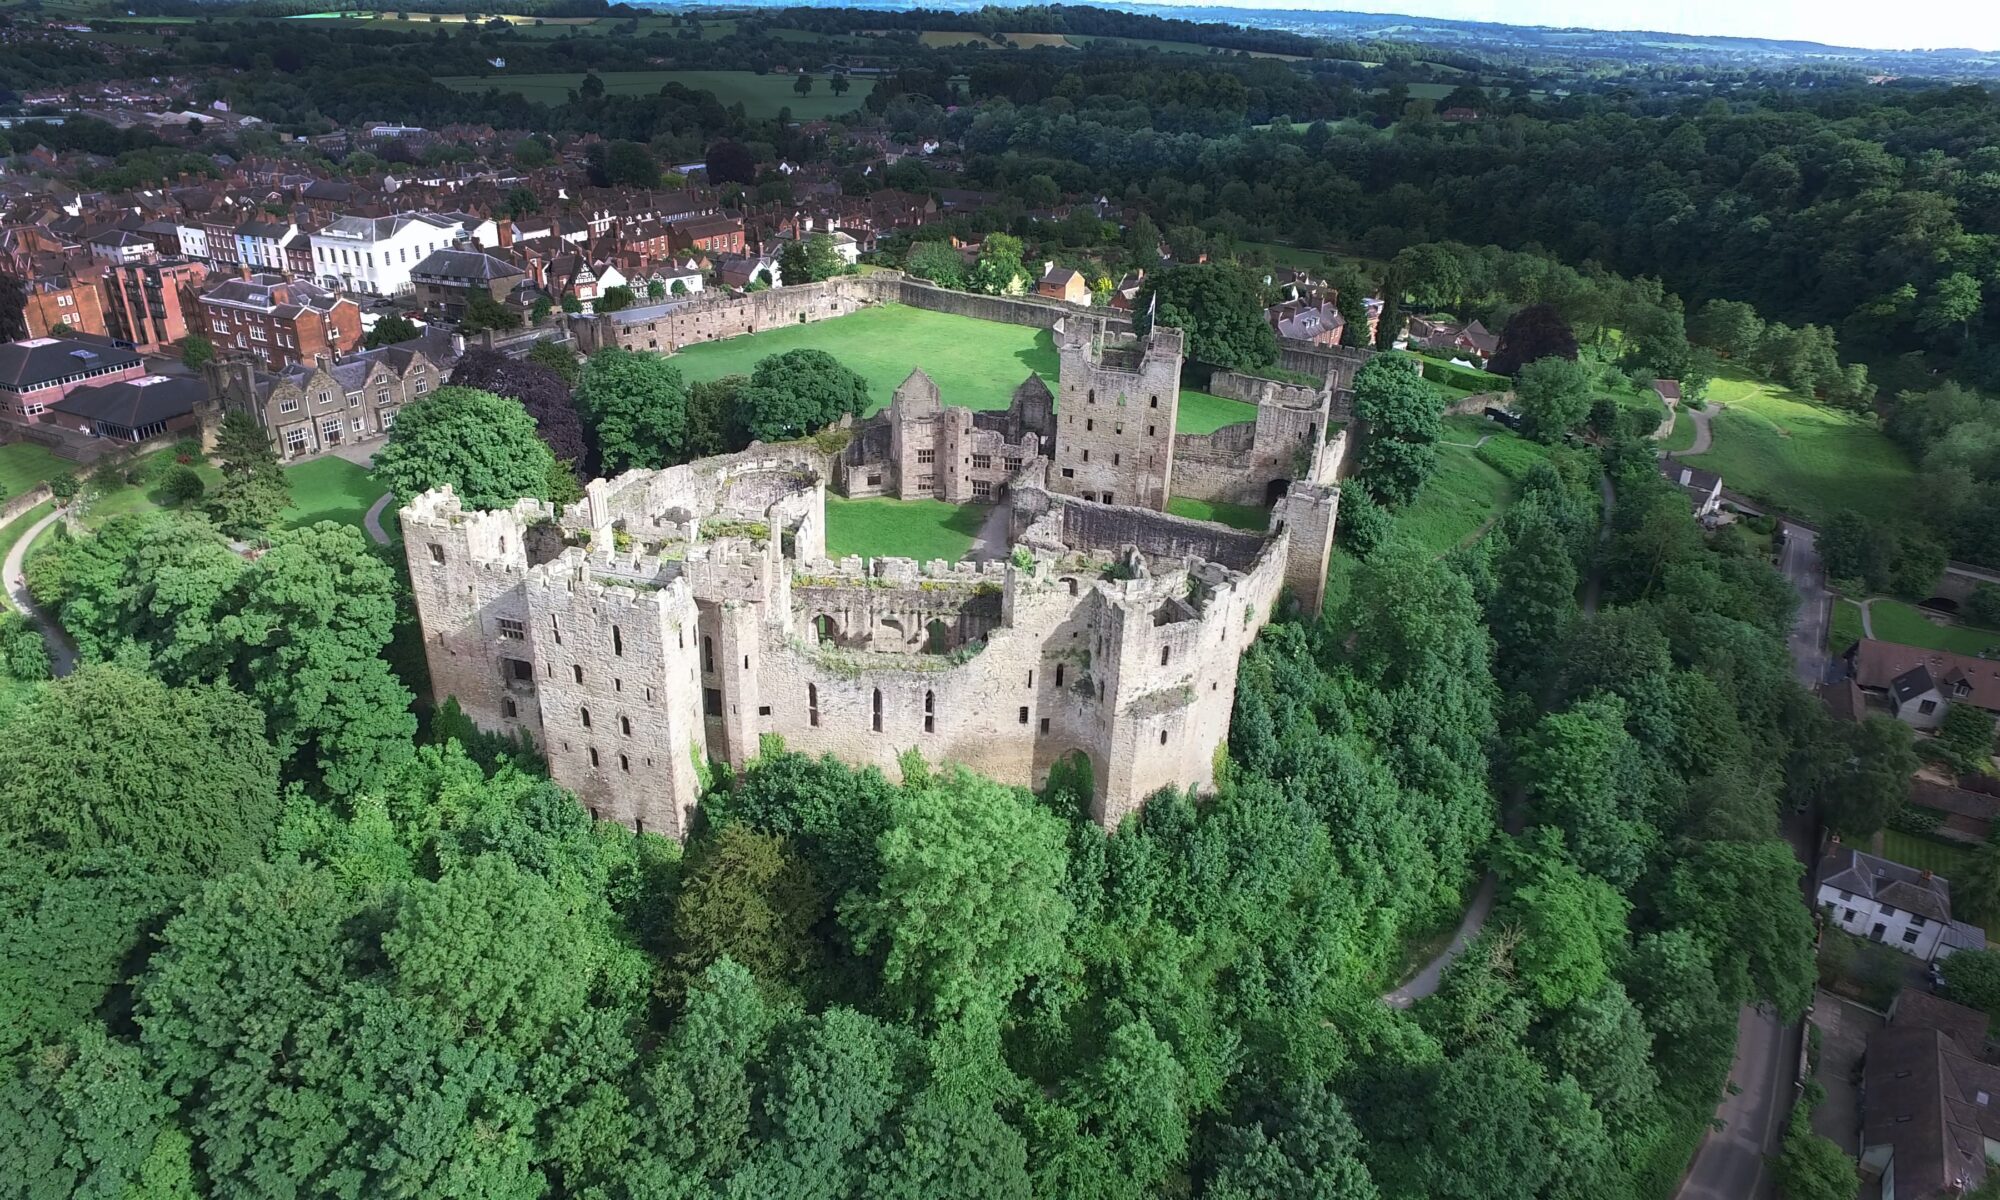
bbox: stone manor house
[404,296,1349,837]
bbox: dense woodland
[0,5,1979,1195]
[0,333,1833,1196]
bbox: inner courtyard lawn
[1682,369,1917,527]
[823,496,984,563]
[664,304,1259,435]
[1166,496,1270,532]
[280,456,396,537]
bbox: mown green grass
[823,496,984,563]
[1829,598,1865,653]
[280,456,395,539]
[665,304,1258,434]
[78,451,222,530]
[1660,406,1699,453]
[0,443,69,501]
[1862,597,2000,657]
[1682,369,1916,526]
[434,70,876,119]
[1166,496,1270,532]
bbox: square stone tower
[1050,322,1183,511]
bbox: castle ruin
[406,287,1348,836]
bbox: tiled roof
[1850,639,2000,713]
[1819,845,1953,922]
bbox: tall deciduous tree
[573,347,693,471]
[1135,263,1279,371]
[375,385,556,508]
[448,347,589,470]
[364,314,420,349]
[740,349,870,442]
[906,241,966,289]
[1823,715,1919,837]
[1513,355,1594,443]
[1489,303,1579,376]
[207,410,292,539]
[667,824,824,1002]
[843,768,1070,1022]
[0,665,280,875]
[1351,354,1443,505]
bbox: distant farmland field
[433,70,874,119]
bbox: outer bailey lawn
[664,304,1260,436]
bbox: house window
[1040,717,1050,733]
[866,474,882,487]
[1903,929,1921,944]
[279,396,300,414]
[497,618,525,640]
[917,475,934,491]
[506,658,533,682]
[284,427,308,452]
[1882,904,1898,917]
[1160,645,1170,666]
[1150,396,1159,408]
[1161,729,1169,745]
[348,393,360,408]
[619,754,630,773]
[1912,914,1928,927]
[1919,699,1938,714]
[916,448,934,465]
[1838,890,1853,901]
[1086,419,1094,432]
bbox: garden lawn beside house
[823,497,984,563]
[1681,369,1917,526]
[1829,598,1865,654]
[281,456,397,538]
[0,443,68,501]
[1861,598,2000,658]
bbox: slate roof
[0,336,142,390]
[318,212,457,241]
[1895,664,1941,704]
[201,272,347,317]
[410,248,526,283]
[1849,640,2000,713]
[1658,458,1722,495]
[50,373,203,429]
[1819,845,1954,922]
[1866,989,2000,1199]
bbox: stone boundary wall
[881,275,1135,336]
[1445,391,1509,417]
[1207,369,1324,409]
[1275,338,1375,393]
[0,483,52,525]
[1060,499,1267,571]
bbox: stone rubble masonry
[402,437,1320,835]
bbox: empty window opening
[429,543,445,564]
[588,747,599,768]
[808,683,820,727]
[612,626,623,656]
[619,754,630,773]
[703,688,722,716]
[1160,729,1169,745]
[872,689,883,733]
[1055,664,1065,687]
[580,707,591,729]
[573,664,584,684]
[758,705,771,716]
[502,697,517,718]
[1019,706,1030,724]
[1039,717,1050,733]
[1160,646,1170,666]
[702,636,715,672]
[924,691,935,734]
[551,614,561,644]
[620,716,632,736]
[498,617,524,640]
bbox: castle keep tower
[1051,322,1183,511]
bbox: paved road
[1779,522,1832,685]
[1682,403,1716,455]
[1676,524,1827,1200]
[2,508,75,676]
[363,493,394,547]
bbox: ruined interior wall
[1059,499,1267,571]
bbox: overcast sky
[1176,1,2000,52]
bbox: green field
[1166,496,1270,532]
[1853,597,2000,657]
[1682,370,1917,526]
[666,305,1257,435]
[281,456,396,539]
[0,443,68,501]
[824,496,983,562]
[435,71,875,119]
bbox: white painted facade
[310,212,465,297]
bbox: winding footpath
[1382,473,1616,1007]
[363,492,394,547]
[3,508,76,677]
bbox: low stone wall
[1275,338,1375,392]
[1446,391,1509,417]
[1207,369,1323,409]
[1060,499,1267,571]
[0,483,52,525]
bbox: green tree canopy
[1513,355,1595,443]
[740,349,871,443]
[1351,354,1443,506]
[573,347,693,472]
[1135,263,1279,372]
[374,385,557,509]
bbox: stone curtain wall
[1206,369,1323,409]
[1060,499,1268,570]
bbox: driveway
[1682,403,1716,455]
[1779,522,1832,685]
[1809,991,1882,1156]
